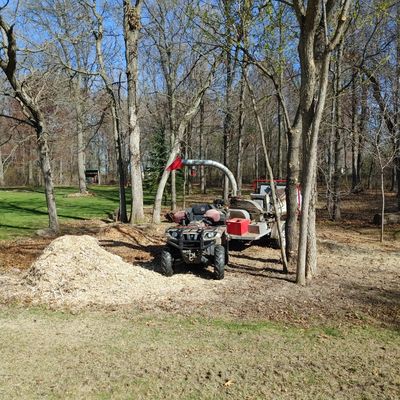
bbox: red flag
[167,156,183,171]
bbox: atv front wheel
[213,245,225,280]
[160,248,174,277]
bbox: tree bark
[285,123,301,265]
[223,51,234,202]
[222,0,234,202]
[0,147,4,186]
[297,51,332,285]
[332,42,344,221]
[199,99,206,194]
[236,62,247,195]
[351,70,360,191]
[74,76,88,194]
[124,0,145,223]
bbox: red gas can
[226,218,250,235]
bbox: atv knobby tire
[160,248,174,277]
[213,245,225,280]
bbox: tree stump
[373,213,400,225]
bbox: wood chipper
[159,159,301,279]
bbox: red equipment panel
[227,218,250,235]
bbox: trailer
[159,159,301,279]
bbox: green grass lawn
[0,186,156,240]
[0,306,399,399]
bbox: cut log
[373,213,400,225]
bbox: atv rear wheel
[160,248,174,277]
[213,245,225,280]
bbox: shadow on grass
[340,282,400,329]
[0,224,34,230]
[2,203,88,221]
[227,263,295,282]
[232,252,283,264]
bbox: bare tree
[0,14,59,232]
[124,0,144,223]
[293,0,352,285]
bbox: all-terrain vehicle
[159,158,301,280]
[160,201,229,280]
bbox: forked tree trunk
[297,51,331,285]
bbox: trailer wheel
[214,245,225,280]
[160,248,174,277]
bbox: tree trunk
[223,50,233,202]
[76,112,87,193]
[0,147,4,186]
[396,3,400,209]
[37,123,59,232]
[358,82,368,186]
[351,70,359,191]
[332,42,344,221]
[297,51,332,285]
[236,62,247,195]
[111,105,128,222]
[327,83,336,217]
[285,124,301,265]
[169,93,177,210]
[380,170,385,242]
[124,0,144,223]
[306,178,317,280]
[199,99,206,194]
[74,76,88,194]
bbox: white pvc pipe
[182,159,238,196]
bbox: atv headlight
[167,229,178,239]
[204,231,219,239]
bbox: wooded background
[0,0,399,283]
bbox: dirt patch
[0,191,399,328]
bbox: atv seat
[186,204,213,222]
